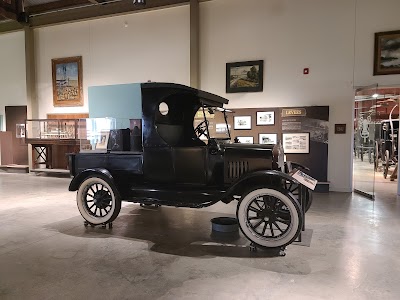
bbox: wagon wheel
[77,176,121,225]
[237,187,303,248]
[283,180,312,212]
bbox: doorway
[353,86,400,200]
[5,106,28,166]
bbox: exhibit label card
[290,169,318,190]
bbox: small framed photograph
[226,60,264,93]
[236,136,254,144]
[234,116,252,130]
[96,130,110,150]
[282,132,310,154]
[256,111,275,125]
[259,133,277,145]
[374,30,400,75]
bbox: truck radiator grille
[227,161,249,179]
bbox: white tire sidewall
[237,188,300,248]
[77,177,116,225]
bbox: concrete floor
[353,156,398,200]
[1,173,400,299]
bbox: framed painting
[259,133,277,145]
[226,60,264,93]
[256,111,275,125]
[374,30,400,75]
[52,56,83,107]
[236,136,254,144]
[282,132,310,154]
[234,116,252,130]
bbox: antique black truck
[68,83,314,249]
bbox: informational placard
[282,132,310,154]
[290,169,318,190]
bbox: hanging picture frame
[226,60,264,93]
[374,30,400,75]
[236,136,254,144]
[256,111,275,125]
[259,133,277,145]
[234,116,252,130]
[52,56,84,107]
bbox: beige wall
[0,31,27,130]
[199,0,356,192]
[34,5,190,118]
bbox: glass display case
[25,119,79,140]
[78,118,116,152]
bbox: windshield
[194,107,231,141]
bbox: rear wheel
[283,181,313,212]
[77,176,121,225]
[237,188,303,248]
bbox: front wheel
[237,188,303,248]
[77,176,121,225]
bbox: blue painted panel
[88,83,142,123]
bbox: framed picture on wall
[282,132,310,154]
[226,60,264,93]
[374,30,400,75]
[52,56,84,107]
[236,136,254,144]
[234,116,252,130]
[256,111,275,125]
[259,133,277,145]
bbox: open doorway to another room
[354,86,400,200]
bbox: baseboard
[315,182,329,193]
[0,165,29,173]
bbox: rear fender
[224,170,302,200]
[69,168,115,192]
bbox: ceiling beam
[26,0,92,15]
[29,0,192,27]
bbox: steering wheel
[194,120,209,139]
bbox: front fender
[225,170,302,198]
[69,168,115,191]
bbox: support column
[190,0,199,88]
[24,26,38,170]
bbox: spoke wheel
[237,188,302,248]
[77,176,121,225]
[283,181,313,212]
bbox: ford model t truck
[68,82,314,250]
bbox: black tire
[236,187,303,248]
[77,176,121,225]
